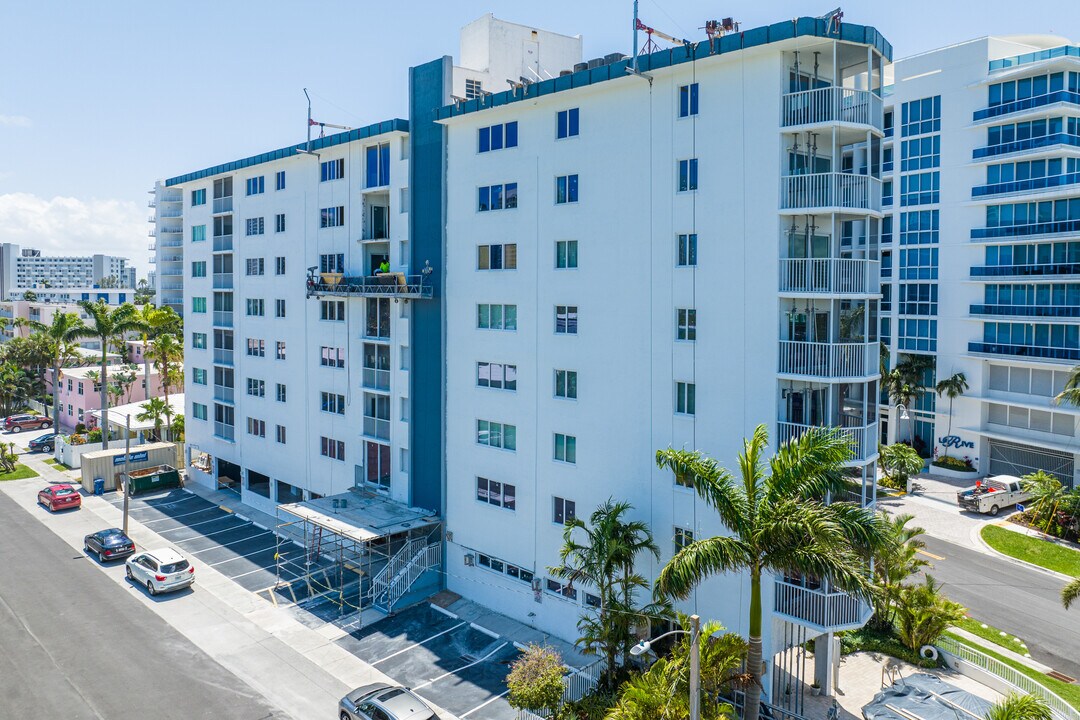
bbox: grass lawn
[44,458,73,471]
[981,524,1080,576]
[0,463,40,481]
[955,616,1028,654]
[943,632,1080,710]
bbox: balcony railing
[970,304,1080,318]
[971,263,1080,278]
[213,311,233,328]
[159,268,182,277]
[778,258,879,294]
[781,172,881,213]
[160,239,183,248]
[363,368,390,391]
[972,219,1080,240]
[307,272,433,300]
[158,255,183,263]
[363,416,390,440]
[974,91,1080,121]
[147,228,156,237]
[973,133,1080,159]
[213,349,234,366]
[213,422,235,442]
[213,273,233,289]
[159,283,183,291]
[212,197,233,214]
[773,580,871,631]
[777,421,878,462]
[158,227,182,235]
[969,342,1080,361]
[778,341,874,378]
[213,235,233,252]
[147,243,156,252]
[213,385,234,404]
[781,87,883,130]
[973,172,1080,198]
[157,210,182,219]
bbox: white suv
[125,549,195,596]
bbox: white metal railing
[777,421,878,461]
[779,258,879,294]
[370,538,424,605]
[778,341,873,378]
[781,172,881,212]
[936,636,1079,720]
[773,580,870,629]
[384,543,440,611]
[212,197,233,213]
[782,87,884,130]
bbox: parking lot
[337,603,519,720]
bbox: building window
[191,224,206,242]
[677,308,696,341]
[477,243,517,270]
[677,234,698,267]
[476,477,516,510]
[675,381,696,415]
[679,83,699,117]
[900,95,942,137]
[901,135,941,172]
[557,108,579,139]
[246,217,265,236]
[674,526,694,552]
[191,261,206,278]
[556,174,579,204]
[900,171,940,206]
[365,143,390,188]
[555,240,578,269]
[246,417,266,437]
[245,176,265,195]
[320,158,345,182]
[246,338,265,357]
[275,214,285,233]
[246,258,265,276]
[193,403,207,421]
[678,159,699,192]
[555,369,577,399]
[275,299,286,318]
[553,496,576,525]
[273,383,286,403]
[246,299,265,317]
[477,362,517,391]
[465,78,483,99]
[77,382,84,395]
[321,300,345,321]
[321,392,346,414]
[275,256,286,275]
[192,332,207,350]
[320,346,345,368]
[320,206,345,228]
[478,122,519,153]
[555,305,578,335]
[276,425,287,443]
[477,183,518,212]
[275,171,285,190]
[192,297,206,314]
[554,433,577,464]
[276,341,286,360]
[477,419,516,451]
[319,253,344,273]
[191,189,206,206]
[193,368,207,386]
[477,303,517,330]
[320,436,345,461]
[247,378,265,397]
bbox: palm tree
[1020,471,1071,533]
[71,301,147,449]
[934,372,968,456]
[112,366,138,404]
[985,693,1053,720]
[149,332,183,440]
[28,311,85,426]
[135,304,180,400]
[0,362,34,416]
[870,513,929,631]
[1056,364,1080,407]
[886,355,934,445]
[137,397,168,442]
[655,425,891,720]
[1063,578,1080,610]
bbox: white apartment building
[150,180,185,314]
[881,36,1080,487]
[0,243,133,297]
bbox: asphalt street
[920,534,1080,680]
[0,490,287,720]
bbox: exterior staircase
[370,537,441,614]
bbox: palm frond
[767,426,854,501]
[985,693,1053,720]
[655,535,753,601]
[1063,577,1080,610]
[656,448,750,539]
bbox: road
[0,490,287,720]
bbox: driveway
[877,473,1013,548]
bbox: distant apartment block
[0,243,133,299]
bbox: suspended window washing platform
[305,265,434,300]
[275,490,442,623]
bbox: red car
[38,484,81,512]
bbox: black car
[28,433,59,453]
[84,528,136,563]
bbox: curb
[975,523,1076,583]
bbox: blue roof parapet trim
[990,45,1080,72]
[165,118,409,186]
[434,17,890,121]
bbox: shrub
[74,423,87,434]
[69,434,86,446]
[894,576,966,651]
[86,428,103,443]
[506,645,565,717]
[880,443,924,488]
[932,456,975,471]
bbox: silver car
[339,683,440,720]
[125,548,195,596]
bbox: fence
[935,635,1080,720]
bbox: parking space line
[430,603,458,619]
[173,522,252,543]
[410,642,509,691]
[460,689,511,718]
[208,545,278,567]
[140,508,218,523]
[158,516,239,533]
[227,564,282,581]
[188,531,274,554]
[470,622,499,639]
[371,621,468,666]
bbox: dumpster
[124,465,181,495]
[93,478,105,496]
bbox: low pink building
[54,363,174,432]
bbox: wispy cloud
[0,193,148,275]
[0,114,32,128]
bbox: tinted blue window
[558,109,580,139]
[478,186,490,211]
[679,84,699,117]
[491,124,503,150]
[479,126,491,152]
[379,144,390,186]
[365,146,378,187]
[505,121,518,148]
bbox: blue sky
[0,0,1075,273]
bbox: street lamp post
[895,403,911,444]
[630,613,702,720]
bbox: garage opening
[217,458,241,493]
[988,440,1075,487]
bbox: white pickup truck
[956,475,1030,516]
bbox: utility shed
[78,442,179,492]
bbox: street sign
[1016,504,1025,513]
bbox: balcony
[160,239,183,248]
[973,133,1080,160]
[159,268,182,277]
[159,255,183,263]
[147,228,156,237]
[307,272,433,300]
[213,273,233,289]
[213,349,234,366]
[363,367,390,392]
[974,91,1080,122]
[158,210,182,219]
[773,580,872,632]
[970,304,1080,318]
[972,171,1080,199]
[212,197,233,214]
[779,258,880,295]
[158,227,182,235]
[777,421,878,462]
[972,218,1080,241]
[213,235,233,252]
[159,283,183,291]
[968,342,1080,361]
[363,416,390,440]
[971,262,1080,278]
[778,341,875,379]
[213,311,233,328]
[781,87,883,131]
[213,385,234,404]
[780,173,881,214]
[148,199,156,208]
[147,243,156,252]
[213,422,235,442]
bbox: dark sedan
[28,433,59,453]
[84,528,136,563]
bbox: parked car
[125,548,194,596]
[4,414,52,432]
[339,683,440,720]
[37,483,81,512]
[84,528,136,563]
[956,474,1030,516]
[28,433,59,453]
